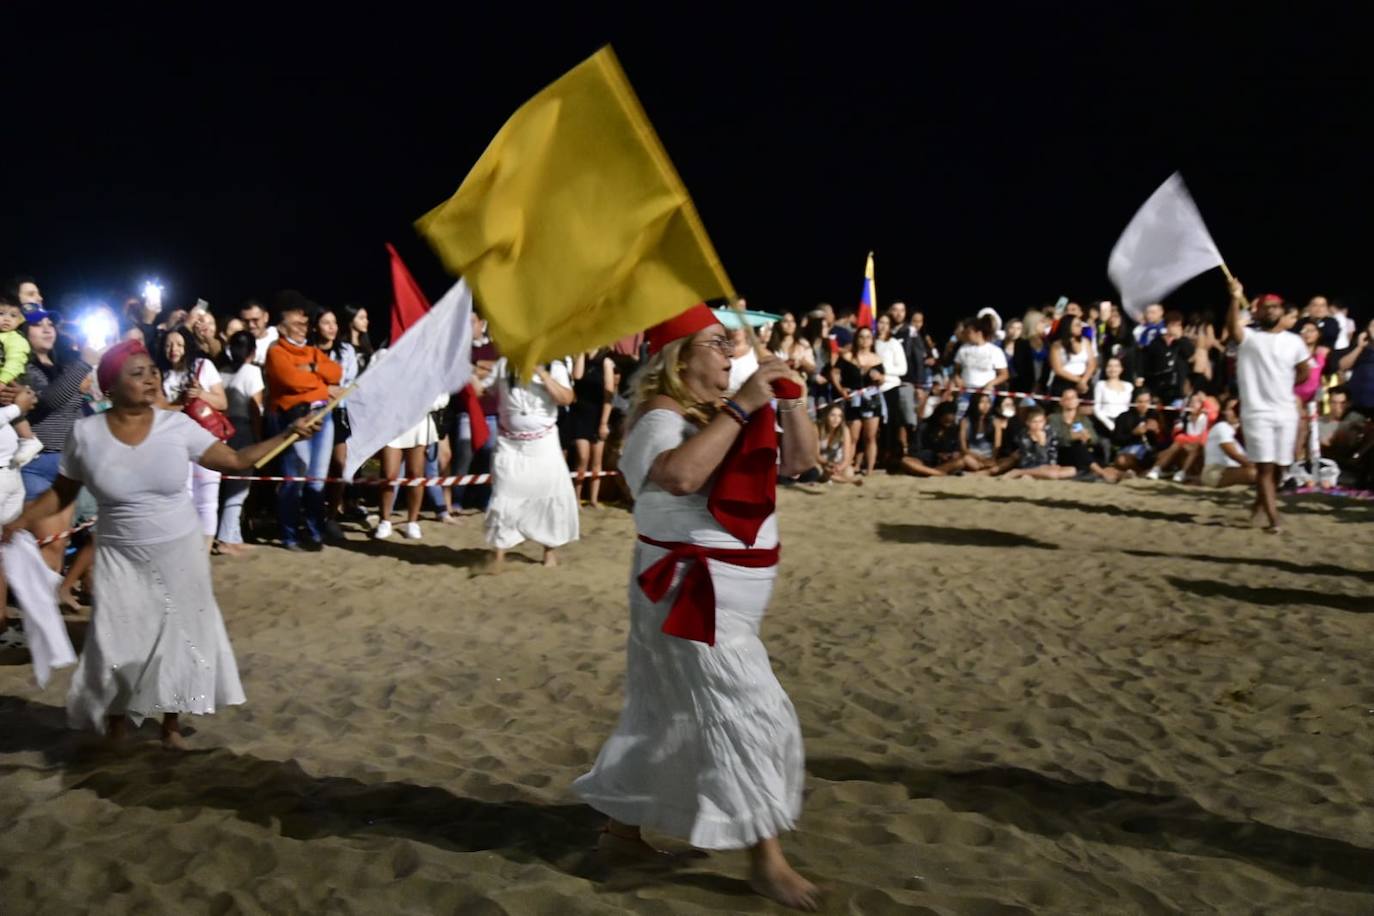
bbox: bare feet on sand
[542,549,559,568]
[596,822,672,861]
[161,715,189,750]
[749,840,821,911]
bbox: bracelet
[719,398,749,426]
[777,398,805,413]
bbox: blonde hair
[628,338,717,428]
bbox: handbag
[183,359,236,441]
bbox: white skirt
[484,433,579,550]
[572,540,804,850]
[388,414,440,450]
[67,528,245,732]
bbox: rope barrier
[217,470,621,485]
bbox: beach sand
[2,477,1372,914]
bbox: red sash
[637,535,780,646]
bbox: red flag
[387,242,431,344]
[461,382,489,452]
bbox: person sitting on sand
[2,340,322,748]
[1198,396,1257,488]
[895,401,965,477]
[1004,406,1078,480]
[958,391,999,472]
[1147,390,1214,482]
[1047,388,1121,482]
[1111,387,1166,475]
[815,403,861,484]
[573,303,823,911]
[484,359,579,569]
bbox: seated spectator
[1111,387,1166,474]
[1147,391,1215,482]
[894,401,964,477]
[1048,388,1120,482]
[958,392,999,472]
[1198,396,1257,488]
[815,403,861,485]
[1004,406,1076,480]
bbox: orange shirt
[264,338,343,413]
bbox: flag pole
[1219,262,1236,284]
[253,384,358,468]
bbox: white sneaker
[13,438,43,468]
[1171,469,1187,483]
[373,520,393,540]
[1145,467,1161,481]
[401,522,422,540]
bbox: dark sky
[5,5,1370,333]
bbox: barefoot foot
[749,859,822,911]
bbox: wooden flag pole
[1219,262,1236,284]
[253,384,358,469]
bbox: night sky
[5,5,1370,333]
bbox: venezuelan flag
[857,251,877,331]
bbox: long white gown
[572,409,804,850]
[484,361,579,550]
[61,410,245,732]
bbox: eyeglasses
[691,337,734,355]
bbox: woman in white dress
[485,359,578,569]
[3,340,320,748]
[573,304,822,911]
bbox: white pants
[186,464,222,538]
[1241,411,1297,465]
[0,467,24,525]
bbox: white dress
[484,362,579,550]
[61,410,245,732]
[572,410,804,849]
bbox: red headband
[646,303,721,356]
[1257,293,1285,307]
[97,339,149,394]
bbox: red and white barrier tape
[36,518,96,548]
[218,470,621,486]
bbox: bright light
[79,311,119,350]
[143,281,163,310]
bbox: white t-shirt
[874,338,908,392]
[253,327,280,365]
[59,410,219,547]
[162,359,222,403]
[1092,380,1132,427]
[0,404,22,467]
[954,342,1008,389]
[1204,420,1243,468]
[497,358,571,434]
[1237,329,1308,416]
[726,348,759,397]
[223,364,265,421]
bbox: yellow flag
[416,46,733,377]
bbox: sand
[1,476,1372,915]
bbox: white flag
[343,280,474,480]
[1107,172,1224,321]
[2,530,74,688]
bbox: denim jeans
[451,414,497,510]
[217,478,250,543]
[277,411,334,545]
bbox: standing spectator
[309,306,361,539]
[1228,278,1310,532]
[263,301,341,550]
[1092,355,1133,433]
[0,296,45,467]
[216,331,263,555]
[1046,314,1096,398]
[800,314,833,413]
[894,305,935,428]
[188,307,225,367]
[830,306,856,348]
[1304,296,1341,350]
[1142,310,1194,406]
[8,275,43,309]
[1111,388,1166,475]
[375,392,449,540]
[1001,317,1036,395]
[873,315,908,459]
[831,327,885,475]
[1024,309,1051,394]
[1292,318,1331,466]
[1134,303,1166,348]
[1331,302,1356,351]
[238,299,278,366]
[1099,306,1139,385]
[159,328,229,550]
[1199,396,1257,488]
[570,348,617,508]
[343,303,374,371]
[1334,317,1374,417]
[0,384,39,636]
[452,313,500,513]
[952,314,1009,407]
[7,310,99,569]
